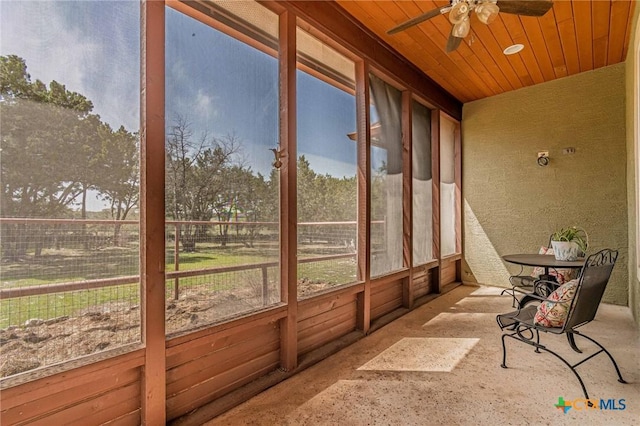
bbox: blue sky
[0,1,141,132]
[165,7,357,178]
[1,1,360,209]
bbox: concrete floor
[208,285,639,425]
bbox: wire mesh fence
[1,219,140,285]
[0,218,141,377]
[0,218,363,376]
[165,266,280,333]
[164,220,281,333]
[297,221,358,298]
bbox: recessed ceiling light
[503,44,524,55]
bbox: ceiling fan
[387,0,554,53]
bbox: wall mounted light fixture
[537,151,549,166]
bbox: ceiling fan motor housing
[387,0,554,53]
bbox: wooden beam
[370,269,410,287]
[0,349,144,408]
[278,9,298,371]
[431,110,441,294]
[453,118,462,256]
[140,1,166,424]
[355,59,371,333]
[166,306,287,352]
[168,1,278,58]
[0,276,139,299]
[401,91,413,309]
[454,118,463,282]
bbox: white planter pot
[551,241,580,261]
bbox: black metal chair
[496,249,627,400]
[512,276,571,308]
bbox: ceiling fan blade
[497,0,554,17]
[387,6,447,35]
[446,31,463,53]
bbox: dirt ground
[0,280,334,378]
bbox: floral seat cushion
[531,246,576,284]
[534,279,578,327]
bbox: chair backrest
[563,249,618,330]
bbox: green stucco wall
[462,63,628,305]
[626,4,640,326]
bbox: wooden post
[355,60,371,333]
[454,120,463,281]
[401,91,413,308]
[431,110,441,294]
[279,9,298,371]
[262,266,269,306]
[140,1,166,424]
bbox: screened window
[165,2,280,333]
[369,74,403,277]
[412,101,433,265]
[296,26,357,298]
[635,29,640,276]
[440,115,458,257]
[0,1,141,376]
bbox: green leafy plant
[551,226,588,253]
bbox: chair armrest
[509,286,548,302]
[510,283,574,306]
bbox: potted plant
[550,226,588,261]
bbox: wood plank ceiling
[335,0,636,103]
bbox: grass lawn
[1,240,356,327]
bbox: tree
[96,124,140,244]
[371,161,387,222]
[297,155,321,223]
[1,55,99,218]
[239,170,276,247]
[1,56,98,258]
[1,55,139,257]
[213,165,247,247]
[1,54,37,99]
[165,115,239,251]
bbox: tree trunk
[182,225,196,252]
[113,203,122,246]
[14,223,28,258]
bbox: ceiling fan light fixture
[449,2,469,25]
[452,17,470,38]
[503,43,524,55]
[384,0,555,54]
[476,2,500,25]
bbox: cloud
[195,89,218,120]
[0,1,140,132]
